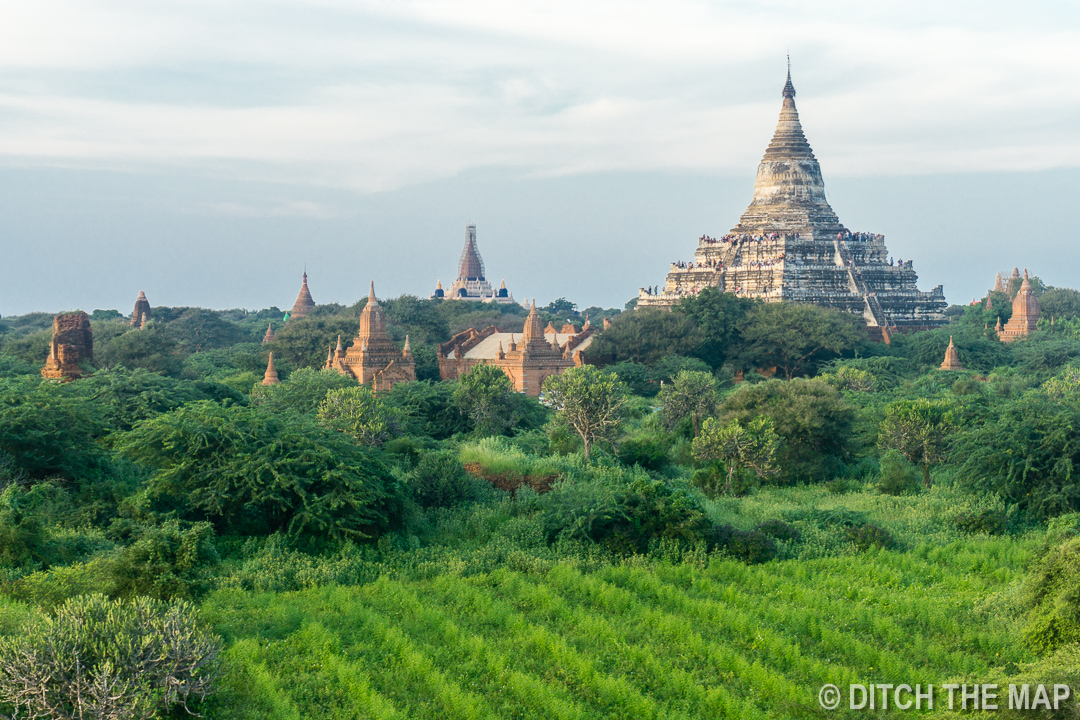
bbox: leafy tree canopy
[116,401,401,540]
[717,378,854,483]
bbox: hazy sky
[1,1,1078,316]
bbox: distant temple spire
[263,322,275,343]
[288,271,315,321]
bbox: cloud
[0,0,1075,192]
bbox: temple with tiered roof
[638,62,946,337]
[326,282,416,392]
[432,224,516,304]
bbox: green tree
[735,303,865,378]
[877,398,955,488]
[386,380,469,439]
[675,287,756,369]
[317,385,402,446]
[116,402,400,540]
[250,367,356,415]
[1040,287,1080,321]
[659,369,719,437]
[454,364,517,436]
[95,322,184,376]
[954,391,1080,519]
[716,378,854,483]
[271,314,361,368]
[692,416,781,496]
[542,366,628,459]
[0,594,219,720]
[586,309,702,366]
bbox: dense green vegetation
[2,282,1080,718]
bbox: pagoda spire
[288,270,316,321]
[782,54,795,98]
[262,353,281,385]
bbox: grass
[201,532,1036,720]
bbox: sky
[0,0,1078,316]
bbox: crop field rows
[206,540,1031,719]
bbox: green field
[205,539,1034,719]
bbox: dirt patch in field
[463,463,560,495]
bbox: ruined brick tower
[638,62,946,335]
[130,291,151,329]
[327,282,416,392]
[41,312,93,381]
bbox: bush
[844,523,895,551]
[954,510,1007,535]
[407,451,493,509]
[707,524,778,564]
[107,521,219,600]
[0,594,220,719]
[1023,537,1080,653]
[755,519,801,543]
[543,467,711,554]
[617,434,670,471]
[876,449,923,496]
[116,402,402,541]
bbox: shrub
[407,451,492,509]
[1023,537,1080,653]
[876,449,923,496]
[116,402,401,540]
[707,524,778,564]
[317,385,403,446]
[755,519,801,543]
[617,434,670,471]
[845,523,895,551]
[0,593,220,719]
[543,468,711,554]
[386,380,469,439]
[107,521,219,600]
[954,510,1007,535]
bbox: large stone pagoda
[638,64,946,337]
[432,224,516,304]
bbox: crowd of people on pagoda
[671,251,787,272]
[838,230,883,242]
[698,231,801,245]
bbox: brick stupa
[638,62,946,336]
[288,271,315,322]
[262,352,280,385]
[41,312,93,381]
[939,336,964,370]
[1000,270,1040,343]
[327,282,415,392]
[130,291,151,329]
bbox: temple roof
[735,62,841,234]
[457,224,486,281]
